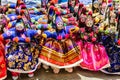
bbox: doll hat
[15,18,25,27]
[94,0,98,3]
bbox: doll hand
[13,37,19,42]
[92,37,97,42]
[37,30,41,35]
[25,37,31,43]
[42,34,47,38]
[117,39,120,45]
[70,27,79,33]
[0,35,4,41]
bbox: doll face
[86,19,93,27]
[57,22,64,30]
[16,23,24,31]
[80,14,86,23]
[74,6,79,13]
[94,2,99,8]
[115,2,119,10]
[71,0,75,7]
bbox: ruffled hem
[0,75,7,80]
[80,63,110,71]
[101,69,120,75]
[7,62,41,73]
[39,58,83,68]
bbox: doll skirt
[5,42,40,73]
[39,38,83,68]
[0,41,7,80]
[77,40,110,71]
[101,45,120,74]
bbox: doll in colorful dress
[75,10,110,71]
[68,0,76,13]
[0,19,41,80]
[68,0,81,18]
[93,0,100,17]
[39,12,82,74]
[0,14,7,80]
[100,7,120,75]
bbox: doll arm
[0,31,13,41]
[42,30,56,38]
[65,25,79,34]
[13,37,26,42]
[7,4,16,9]
[6,15,22,22]
[7,21,16,29]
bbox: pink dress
[77,41,110,71]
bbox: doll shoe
[53,68,60,74]
[28,72,34,78]
[11,72,19,80]
[43,64,49,70]
[12,76,18,80]
[65,68,73,73]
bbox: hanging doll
[68,0,76,13]
[75,11,110,71]
[41,0,48,10]
[0,19,41,80]
[39,12,82,74]
[93,0,100,17]
[0,14,7,80]
[48,5,55,24]
[73,0,80,17]
[78,6,87,28]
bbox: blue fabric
[58,0,68,3]
[44,25,75,39]
[2,28,38,42]
[79,0,92,5]
[101,36,120,73]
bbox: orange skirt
[39,39,83,68]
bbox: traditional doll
[39,12,82,74]
[41,0,48,9]
[78,7,87,28]
[93,0,100,17]
[0,14,7,80]
[68,0,76,13]
[73,0,80,17]
[75,11,110,71]
[0,19,41,80]
[48,5,55,24]
[100,9,120,75]
[0,14,7,34]
[100,2,107,15]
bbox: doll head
[0,14,7,33]
[114,0,120,10]
[85,11,93,27]
[68,0,76,8]
[55,13,64,30]
[79,8,87,24]
[15,19,25,31]
[101,2,107,14]
[93,0,99,9]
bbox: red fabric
[0,42,7,79]
[51,0,58,4]
[40,54,82,66]
[11,72,19,77]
